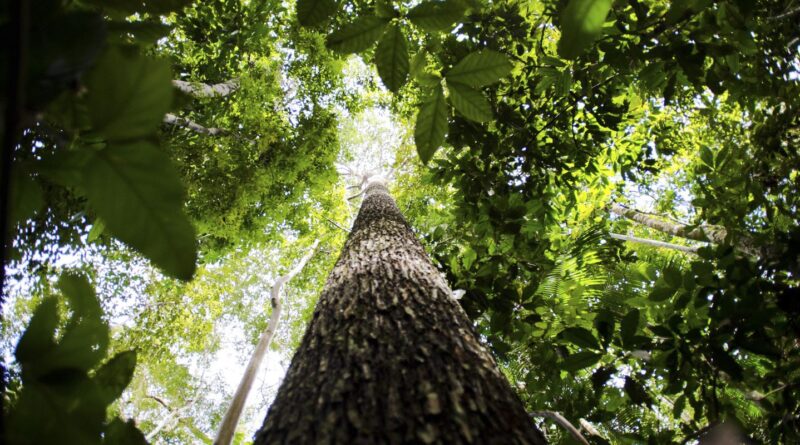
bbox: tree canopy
[2,0,799,443]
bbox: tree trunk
[254,178,545,445]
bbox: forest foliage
[2,0,799,443]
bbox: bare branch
[610,232,700,253]
[530,411,590,445]
[163,113,227,136]
[172,79,239,98]
[214,240,320,445]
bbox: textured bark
[254,179,545,445]
[610,203,762,257]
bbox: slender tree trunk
[163,113,227,136]
[610,203,762,257]
[214,240,319,445]
[609,232,699,253]
[254,178,545,445]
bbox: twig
[530,411,591,445]
[325,218,350,233]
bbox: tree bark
[254,178,545,445]
[609,232,699,253]
[163,113,227,136]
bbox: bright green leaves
[557,0,613,59]
[82,142,197,280]
[296,0,338,27]
[446,81,492,122]
[8,273,144,445]
[414,85,448,164]
[375,24,410,92]
[326,16,390,54]
[85,48,173,141]
[445,50,513,88]
[407,0,467,32]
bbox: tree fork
[254,178,545,444]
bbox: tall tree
[254,177,545,444]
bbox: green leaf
[407,0,466,32]
[58,273,102,319]
[446,81,492,122]
[296,0,338,27]
[87,218,106,242]
[557,0,613,59]
[107,21,172,45]
[326,16,389,54]
[649,285,674,302]
[663,266,683,288]
[104,418,148,445]
[711,348,744,380]
[561,351,603,372]
[559,327,600,349]
[445,50,513,87]
[85,48,173,141]
[376,0,399,18]
[82,141,197,280]
[414,84,448,164]
[620,308,639,347]
[95,351,137,405]
[374,24,409,92]
[624,376,652,406]
[15,298,59,366]
[461,246,477,269]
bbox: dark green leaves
[85,48,173,141]
[445,50,513,87]
[326,16,389,54]
[559,327,600,349]
[83,0,190,14]
[82,142,197,280]
[620,309,640,348]
[561,351,603,371]
[296,0,338,27]
[414,84,447,164]
[557,0,613,59]
[375,24,409,92]
[446,81,492,122]
[8,274,144,445]
[407,0,466,32]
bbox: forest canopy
[1,0,799,443]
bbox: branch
[610,232,700,253]
[172,79,239,98]
[610,203,763,257]
[325,218,350,233]
[163,113,227,136]
[214,240,320,445]
[530,411,591,445]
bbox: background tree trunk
[254,179,545,445]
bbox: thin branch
[530,411,591,445]
[163,113,227,136]
[325,218,350,233]
[214,240,320,445]
[767,5,800,21]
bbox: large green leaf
[104,418,148,445]
[407,0,466,32]
[557,0,613,59]
[94,351,137,405]
[559,327,600,350]
[446,81,492,122]
[58,273,102,319]
[81,141,197,280]
[375,24,409,92]
[561,351,603,372]
[414,84,447,164]
[326,16,389,54]
[85,48,173,141]
[445,50,513,87]
[620,308,640,348]
[8,168,43,229]
[296,0,338,27]
[15,297,59,367]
